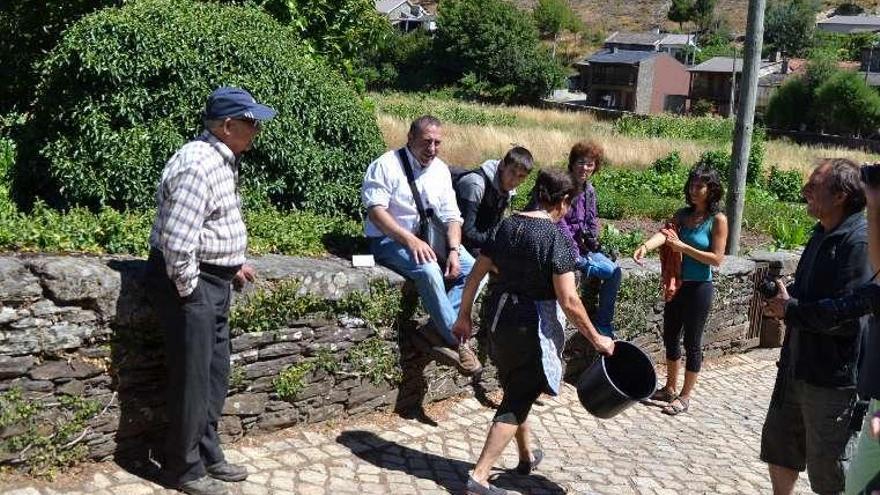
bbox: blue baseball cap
[205,87,277,121]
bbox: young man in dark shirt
[454,147,533,255]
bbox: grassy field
[372,92,880,175]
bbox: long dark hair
[684,164,724,214]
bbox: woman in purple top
[559,141,622,337]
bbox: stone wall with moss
[0,251,786,477]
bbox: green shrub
[12,0,384,216]
[598,223,645,259]
[766,77,813,131]
[0,387,102,478]
[652,151,684,174]
[346,336,402,384]
[814,70,880,136]
[274,361,316,400]
[766,166,804,202]
[613,114,735,143]
[435,0,566,103]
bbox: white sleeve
[361,159,391,209]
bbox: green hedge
[613,114,736,143]
[12,0,383,216]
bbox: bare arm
[632,232,667,263]
[367,206,436,264]
[451,254,495,342]
[553,271,615,355]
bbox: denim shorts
[761,375,857,494]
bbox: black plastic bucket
[576,340,657,419]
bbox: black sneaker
[206,461,248,482]
[466,475,522,495]
[179,476,229,495]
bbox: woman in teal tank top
[632,164,728,416]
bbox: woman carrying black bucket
[452,169,615,495]
[632,164,728,416]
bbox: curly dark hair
[684,164,724,214]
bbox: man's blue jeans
[576,251,622,337]
[370,236,476,346]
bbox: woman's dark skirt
[486,291,552,425]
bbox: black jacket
[781,211,870,388]
[454,160,511,252]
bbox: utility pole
[726,0,767,255]
[729,46,737,118]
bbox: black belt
[149,247,241,282]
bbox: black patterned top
[482,214,578,300]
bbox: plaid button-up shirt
[149,131,247,297]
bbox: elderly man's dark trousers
[146,251,234,486]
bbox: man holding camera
[762,158,871,495]
[361,115,481,376]
[766,161,880,495]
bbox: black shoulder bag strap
[397,147,429,233]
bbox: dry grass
[765,140,880,175]
[378,114,710,168]
[377,104,880,173]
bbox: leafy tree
[11,0,384,214]
[0,1,119,114]
[692,0,717,33]
[814,70,880,136]
[764,0,819,57]
[668,0,695,31]
[436,0,566,103]
[765,77,813,129]
[533,0,583,56]
[221,0,393,87]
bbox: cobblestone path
[2,348,814,494]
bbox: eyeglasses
[574,158,596,166]
[234,117,262,131]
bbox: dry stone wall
[0,251,786,472]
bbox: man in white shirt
[361,115,481,375]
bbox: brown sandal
[662,396,689,416]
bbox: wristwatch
[448,245,460,253]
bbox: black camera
[860,163,880,187]
[758,260,784,299]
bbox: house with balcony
[573,49,690,114]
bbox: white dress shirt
[361,147,463,238]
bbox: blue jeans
[576,252,622,337]
[370,236,476,346]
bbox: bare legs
[470,421,535,486]
[768,463,798,495]
[663,359,699,398]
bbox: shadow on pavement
[336,430,565,494]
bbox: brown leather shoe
[457,343,483,376]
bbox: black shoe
[466,476,522,494]
[179,476,229,495]
[514,449,544,475]
[206,461,248,482]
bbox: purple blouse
[559,182,598,254]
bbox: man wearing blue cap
[145,87,276,495]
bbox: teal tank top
[679,215,714,282]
